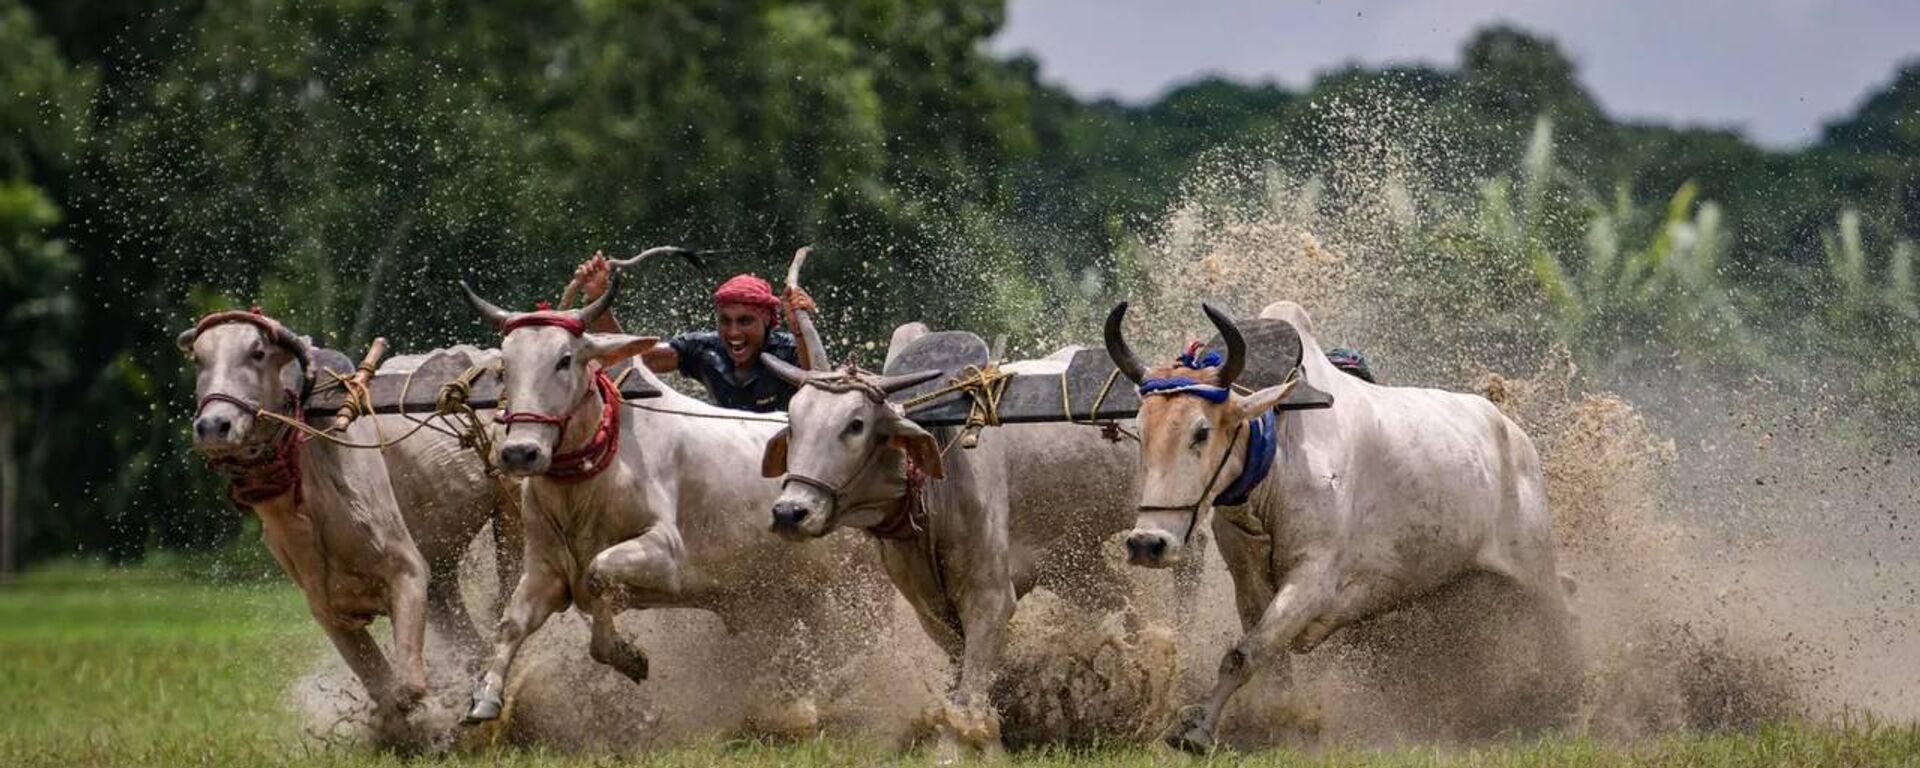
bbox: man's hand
[573,251,613,304]
[784,284,818,370]
[783,284,816,319]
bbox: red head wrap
[713,273,780,326]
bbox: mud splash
[282,87,1918,756]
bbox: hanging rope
[252,406,434,449]
[1055,367,1137,443]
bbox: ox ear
[582,333,659,367]
[1235,381,1297,422]
[884,412,945,480]
[761,426,791,478]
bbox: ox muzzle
[769,482,838,540]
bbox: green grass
[2,564,1918,766]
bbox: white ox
[457,275,886,730]
[1103,300,1573,753]
[182,313,508,718]
[758,319,1156,753]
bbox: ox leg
[425,567,485,659]
[464,562,567,724]
[584,528,685,605]
[579,530,687,685]
[385,563,431,712]
[319,621,413,716]
[938,570,1015,757]
[490,499,524,617]
[1168,561,1332,754]
[1211,518,1276,632]
[585,599,648,684]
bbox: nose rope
[200,389,306,507]
[1135,422,1243,546]
[196,391,267,418]
[780,438,932,540]
[780,438,887,508]
[498,370,622,483]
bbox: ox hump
[1258,301,1316,337]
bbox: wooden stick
[331,337,388,432]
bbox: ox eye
[1191,424,1210,449]
[845,418,866,437]
[250,348,266,362]
[556,353,573,371]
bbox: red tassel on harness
[864,455,930,541]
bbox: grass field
[2,563,1918,767]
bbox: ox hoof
[1165,706,1215,755]
[462,697,502,725]
[593,642,650,683]
[620,648,650,682]
[391,682,427,714]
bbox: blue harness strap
[1213,408,1275,506]
[1137,376,1230,403]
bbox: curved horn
[577,269,621,327]
[177,327,198,351]
[461,279,515,329]
[759,351,812,387]
[608,245,708,270]
[1103,302,1146,384]
[786,246,830,371]
[1201,302,1246,388]
[874,369,943,395]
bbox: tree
[0,0,90,579]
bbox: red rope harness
[865,455,930,541]
[502,306,586,336]
[530,370,621,484]
[204,390,306,507]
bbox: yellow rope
[428,365,525,532]
[255,407,434,449]
[899,362,1012,451]
[1056,366,1138,442]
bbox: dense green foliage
[0,1,1914,569]
[3,564,1917,765]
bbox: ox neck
[555,379,609,455]
[851,446,912,513]
[858,446,926,540]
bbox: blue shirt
[667,329,803,412]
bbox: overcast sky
[990,0,1919,148]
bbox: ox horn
[1103,302,1146,384]
[460,279,516,329]
[874,369,943,395]
[577,269,621,327]
[785,246,830,371]
[1201,302,1246,388]
[759,351,812,387]
[607,245,710,270]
